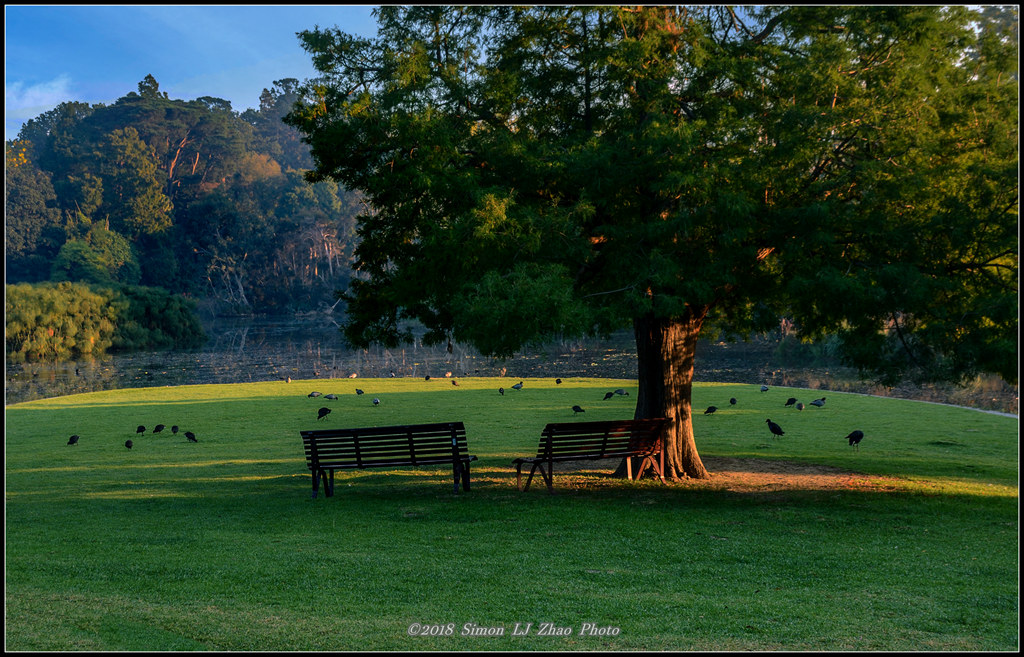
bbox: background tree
[287,6,1018,479]
[5,140,63,281]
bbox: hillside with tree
[6,75,360,317]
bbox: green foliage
[4,142,63,281]
[50,224,141,286]
[288,6,1018,386]
[5,282,117,362]
[108,285,206,352]
[4,282,205,363]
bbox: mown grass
[5,377,1019,651]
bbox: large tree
[287,6,1018,479]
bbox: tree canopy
[287,6,1018,479]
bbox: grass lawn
[5,377,1019,651]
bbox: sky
[4,4,379,140]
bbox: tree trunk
[630,307,710,480]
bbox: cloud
[4,74,78,140]
[5,74,76,118]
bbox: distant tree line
[5,75,361,316]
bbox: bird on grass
[614,389,628,396]
[136,425,146,435]
[796,402,805,411]
[171,425,179,435]
[785,397,797,407]
[511,381,524,391]
[730,398,737,406]
[572,405,585,416]
[425,375,431,381]
[555,379,562,385]
[704,406,718,415]
[308,391,322,398]
[760,385,769,393]
[846,430,864,450]
[373,398,381,406]
[125,439,133,450]
[765,419,785,439]
[810,397,826,408]
[154,424,166,433]
[317,407,331,421]
[452,379,459,386]
[355,389,364,395]
[603,392,615,401]
[67,435,80,446]
[498,387,505,396]
[324,394,338,400]
[185,431,198,443]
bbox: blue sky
[4,5,379,140]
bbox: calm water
[4,316,1018,414]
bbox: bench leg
[461,461,471,492]
[643,455,666,484]
[325,470,335,497]
[312,470,320,499]
[523,463,540,492]
[452,461,461,494]
[540,461,555,494]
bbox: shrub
[5,282,206,362]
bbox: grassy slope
[5,378,1019,650]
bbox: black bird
[136,425,145,435]
[729,398,737,406]
[153,424,165,433]
[784,397,797,407]
[572,405,585,416]
[171,425,179,435]
[498,387,505,396]
[846,430,865,450]
[125,439,133,449]
[355,389,364,395]
[704,406,718,415]
[511,381,524,391]
[425,375,431,381]
[452,379,459,386]
[760,385,769,393]
[67,434,80,446]
[324,394,338,400]
[766,419,785,438]
[796,402,805,411]
[373,398,381,406]
[317,407,331,421]
[603,392,615,400]
[308,391,322,398]
[185,431,198,443]
[555,378,562,385]
[810,397,826,408]
[614,389,628,396]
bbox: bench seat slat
[301,422,475,497]
[515,418,668,492]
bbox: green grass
[5,378,1019,650]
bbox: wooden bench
[512,418,668,492]
[301,422,477,498]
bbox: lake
[4,316,1018,415]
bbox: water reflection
[4,316,1018,414]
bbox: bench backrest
[536,418,667,460]
[302,422,469,470]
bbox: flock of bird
[67,423,198,450]
[304,378,863,450]
[700,385,865,449]
[69,378,862,452]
